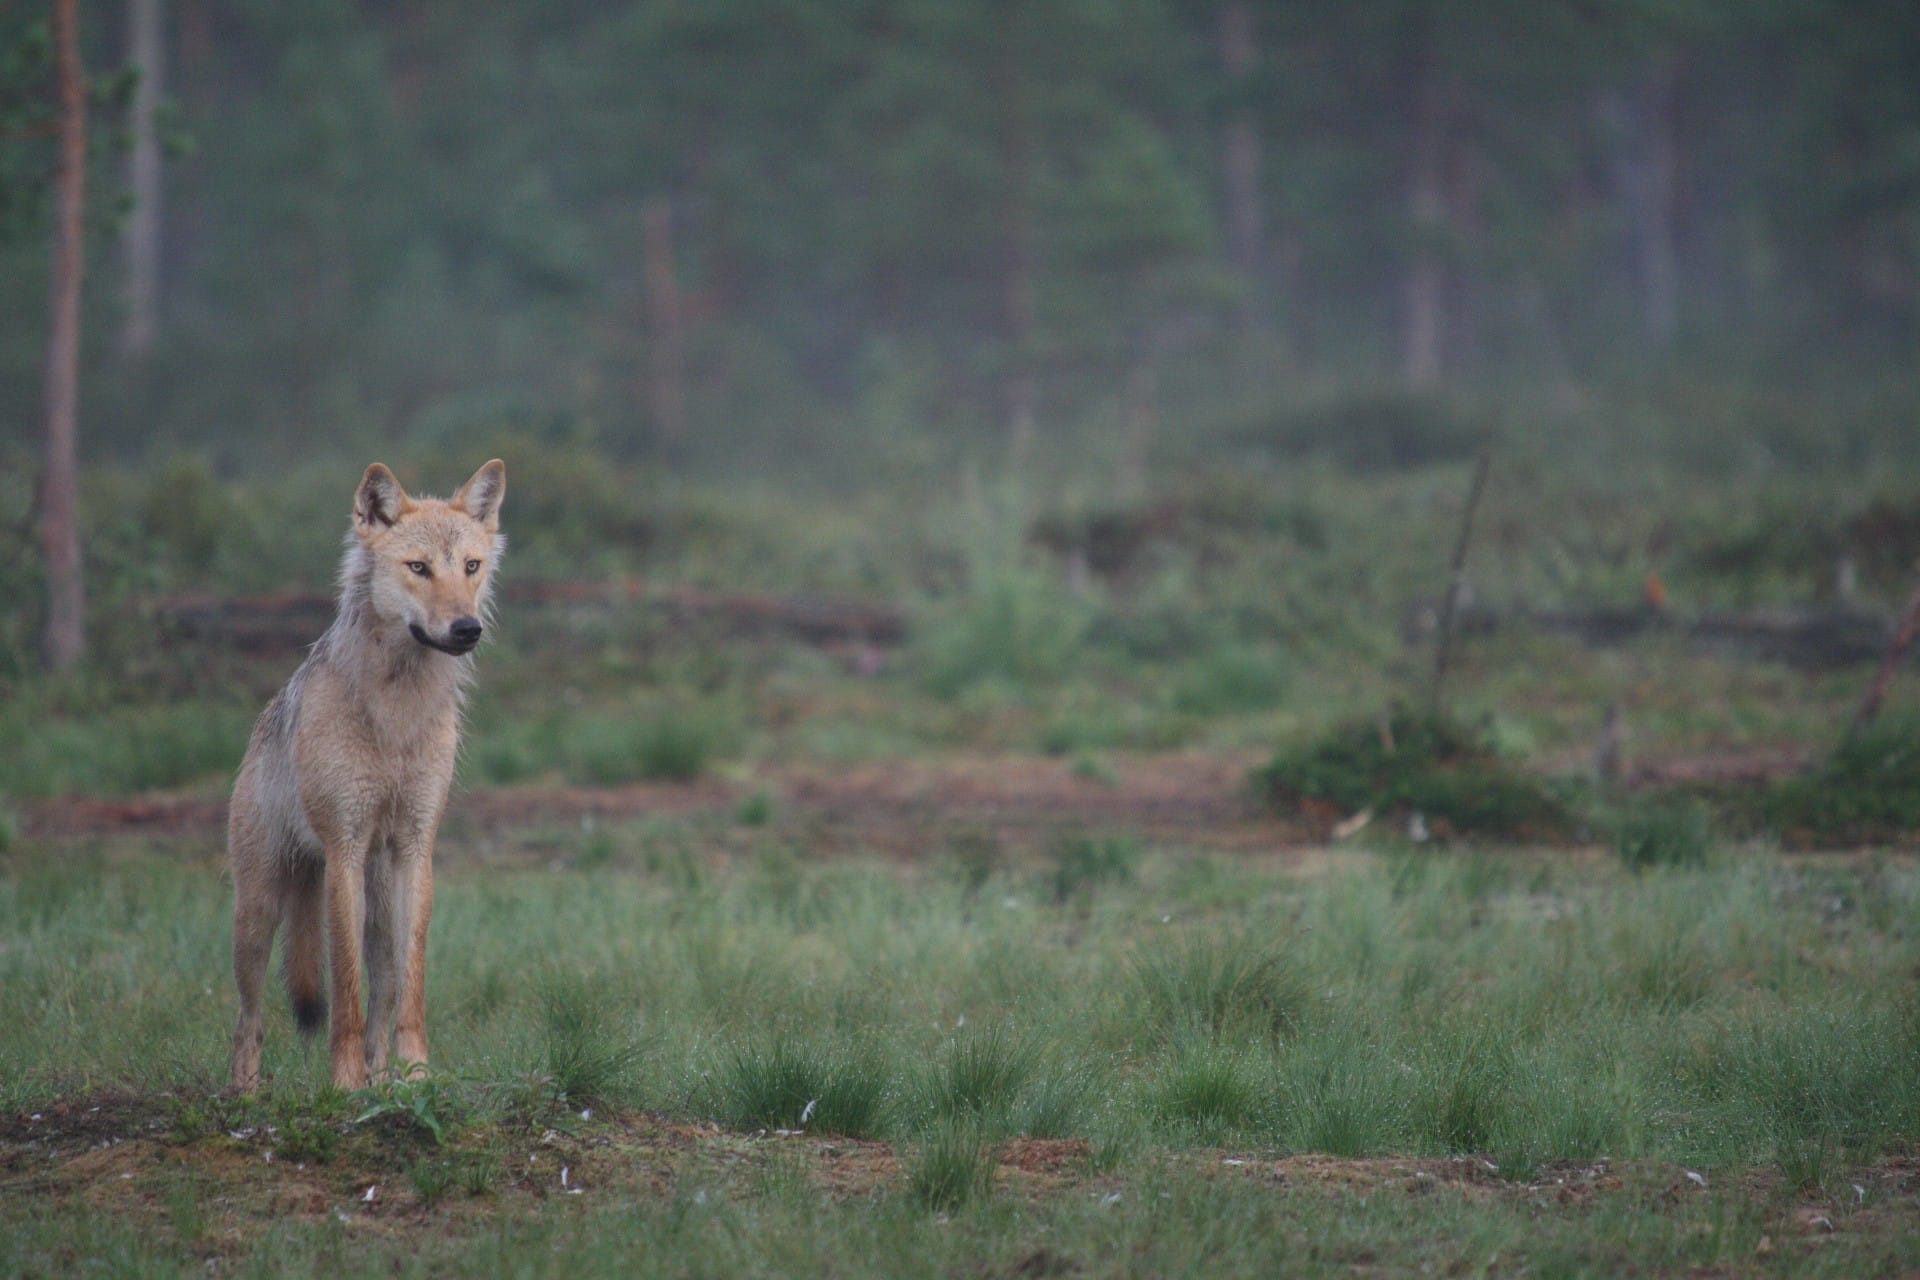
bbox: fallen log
[1405,602,1896,670]
[147,580,909,654]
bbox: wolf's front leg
[323,843,371,1090]
[392,847,436,1074]
[362,852,398,1080]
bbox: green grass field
[2,824,1916,1276]
[4,454,1920,1275]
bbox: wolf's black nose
[450,617,483,646]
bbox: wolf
[228,459,506,1092]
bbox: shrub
[1763,713,1920,843]
[913,566,1093,698]
[1256,704,1571,841]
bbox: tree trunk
[1403,62,1447,388]
[1636,60,1680,348]
[42,0,89,675]
[641,196,688,457]
[121,0,164,359]
[996,15,1038,466]
[1218,0,1264,336]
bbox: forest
[3,2,1920,1277]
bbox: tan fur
[229,459,505,1091]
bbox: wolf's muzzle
[410,618,483,655]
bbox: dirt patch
[21,751,1298,855]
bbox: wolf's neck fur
[312,536,474,732]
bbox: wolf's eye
[406,561,430,577]
[465,559,482,576]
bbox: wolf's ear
[453,458,506,531]
[355,463,412,533]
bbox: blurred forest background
[4,0,1920,795]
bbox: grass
[2,827,1918,1273]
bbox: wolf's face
[353,460,506,656]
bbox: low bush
[1256,704,1571,841]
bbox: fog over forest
[5,0,1920,479]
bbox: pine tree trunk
[1403,63,1447,388]
[642,196,688,457]
[121,0,164,359]
[1636,60,1680,348]
[996,16,1038,466]
[1218,0,1264,336]
[41,0,89,675]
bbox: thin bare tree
[41,0,89,674]
[121,0,165,359]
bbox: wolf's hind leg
[230,864,279,1092]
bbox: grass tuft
[917,1024,1035,1129]
[906,1118,997,1211]
[542,978,648,1109]
[1611,796,1713,871]
[707,1031,893,1139]
[1130,927,1306,1043]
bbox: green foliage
[1611,796,1713,871]
[1045,833,1137,905]
[405,1155,458,1206]
[1129,929,1305,1044]
[542,978,647,1109]
[1167,643,1291,717]
[1150,1040,1263,1139]
[1239,392,1488,472]
[906,1118,996,1212]
[735,791,776,827]
[352,1075,470,1147]
[1764,714,1920,842]
[1257,704,1571,840]
[914,565,1093,699]
[915,1025,1034,1129]
[0,701,253,798]
[707,1032,892,1139]
[558,708,727,785]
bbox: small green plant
[353,1074,469,1146]
[565,710,722,784]
[1151,1040,1262,1138]
[736,790,776,826]
[1130,929,1305,1043]
[543,978,647,1109]
[458,1149,505,1196]
[168,1096,218,1145]
[407,1156,459,1206]
[913,565,1093,699]
[947,829,1004,897]
[1047,833,1137,904]
[1611,797,1712,871]
[1169,643,1290,717]
[273,1112,341,1164]
[907,1118,997,1211]
[918,1025,1034,1127]
[709,1032,892,1139]
[164,1182,208,1245]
